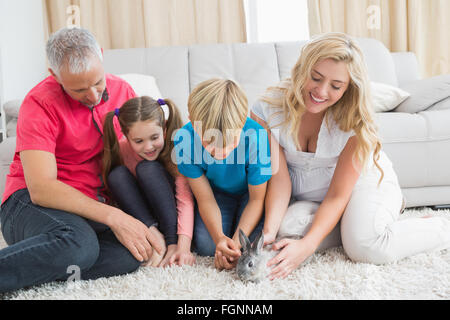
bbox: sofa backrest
[102,37,417,123]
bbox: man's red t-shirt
[1,74,136,204]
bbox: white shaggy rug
[1,207,449,300]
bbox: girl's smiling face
[302,58,350,114]
[127,120,165,161]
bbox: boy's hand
[214,235,241,270]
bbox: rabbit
[236,200,320,283]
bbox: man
[0,27,163,292]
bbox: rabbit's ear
[252,231,264,254]
[239,229,251,253]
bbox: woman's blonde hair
[188,78,248,148]
[262,32,383,182]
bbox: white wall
[0,0,48,104]
[244,0,310,43]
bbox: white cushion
[3,99,22,119]
[116,73,172,119]
[371,82,410,113]
[116,73,163,100]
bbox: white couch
[1,37,449,208]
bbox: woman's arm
[269,136,362,279]
[250,111,292,245]
[301,136,361,248]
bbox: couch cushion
[0,136,16,163]
[116,73,163,99]
[0,137,16,199]
[275,38,399,87]
[3,99,22,119]
[188,42,280,113]
[427,96,450,111]
[391,52,421,87]
[376,109,450,188]
[6,119,17,137]
[103,46,190,123]
[394,75,450,113]
[371,82,410,112]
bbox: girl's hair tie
[114,108,120,117]
[157,98,166,106]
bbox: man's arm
[21,150,163,262]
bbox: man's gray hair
[46,27,103,77]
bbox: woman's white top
[251,95,394,202]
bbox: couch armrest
[391,52,421,87]
[0,137,16,200]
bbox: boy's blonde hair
[188,78,248,148]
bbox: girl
[103,96,195,267]
[251,33,450,279]
[173,79,272,270]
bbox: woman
[251,33,450,280]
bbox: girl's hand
[267,237,316,280]
[167,248,196,267]
[141,226,167,267]
[214,235,241,270]
[159,244,178,267]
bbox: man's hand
[107,211,165,262]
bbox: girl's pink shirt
[119,138,194,239]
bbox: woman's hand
[267,237,316,280]
[214,235,241,270]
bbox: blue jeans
[193,188,264,256]
[0,189,140,293]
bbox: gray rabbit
[236,200,320,282]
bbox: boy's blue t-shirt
[173,117,272,195]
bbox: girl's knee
[108,165,132,185]
[136,160,164,177]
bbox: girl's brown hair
[102,96,183,191]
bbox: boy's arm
[232,182,267,244]
[251,111,292,244]
[186,174,224,244]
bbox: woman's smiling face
[302,58,350,114]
